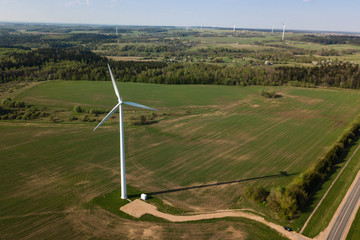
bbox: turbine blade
[93,103,120,131]
[107,64,121,101]
[123,101,158,111]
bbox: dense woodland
[1,47,360,90]
[297,34,360,45]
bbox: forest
[1,46,360,90]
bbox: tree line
[247,117,360,220]
[0,32,117,48]
[0,47,166,82]
[269,117,360,219]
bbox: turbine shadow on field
[139,171,299,197]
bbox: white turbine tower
[282,24,286,41]
[233,24,236,32]
[93,64,157,199]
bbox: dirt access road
[121,199,309,240]
[120,171,360,240]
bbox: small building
[140,193,148,201]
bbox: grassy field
[2,81,360,238]
[0,124,288,240]
[348,207,360,240]
[15,82,360,192]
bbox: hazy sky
[0,0,359,32]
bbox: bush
[39,112,48,118]
[8,114,16,119]
[1,98,25,108]
[73,105,108,115]
[69,116,78,121]
[130,114,158,125]
[73,105,83,113]
[267,187,297,220]
[246,185,269,202]
[81,115,89,122]
[22,112,31,120]
[259,89,276,98]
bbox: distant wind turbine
[93,64,157,199]
[282,24,286,40]
[272,25,274,33]
[233,24,236,32]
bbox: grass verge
[90,185,188,221]
[300,139,360,237]
[347,207,360,240]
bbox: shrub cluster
[81,115,97,122]
[73,105,108,116]
[259,89,276,98]
[1,98,25,108]
[246,185,269,202]
[267,118,360,219]
[0,98,49,120]
[130,112,158,125]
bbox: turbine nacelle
[93,64,157,132]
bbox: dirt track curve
[121,199,309,240]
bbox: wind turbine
[282,24,286,41]
[93,64,157,199]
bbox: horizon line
[0,20,359,35]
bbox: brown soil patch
[75,180,90,186]
[278,109,319,121]
[283,94,324,105]
[159,114,201,126]
[225,226,247,239]
[12,172,62,199]
[65,205,164,240]
[0,81,43,99]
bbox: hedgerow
[267,117,360,219]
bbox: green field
[348,207,360,240]
[2,81,360,238]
